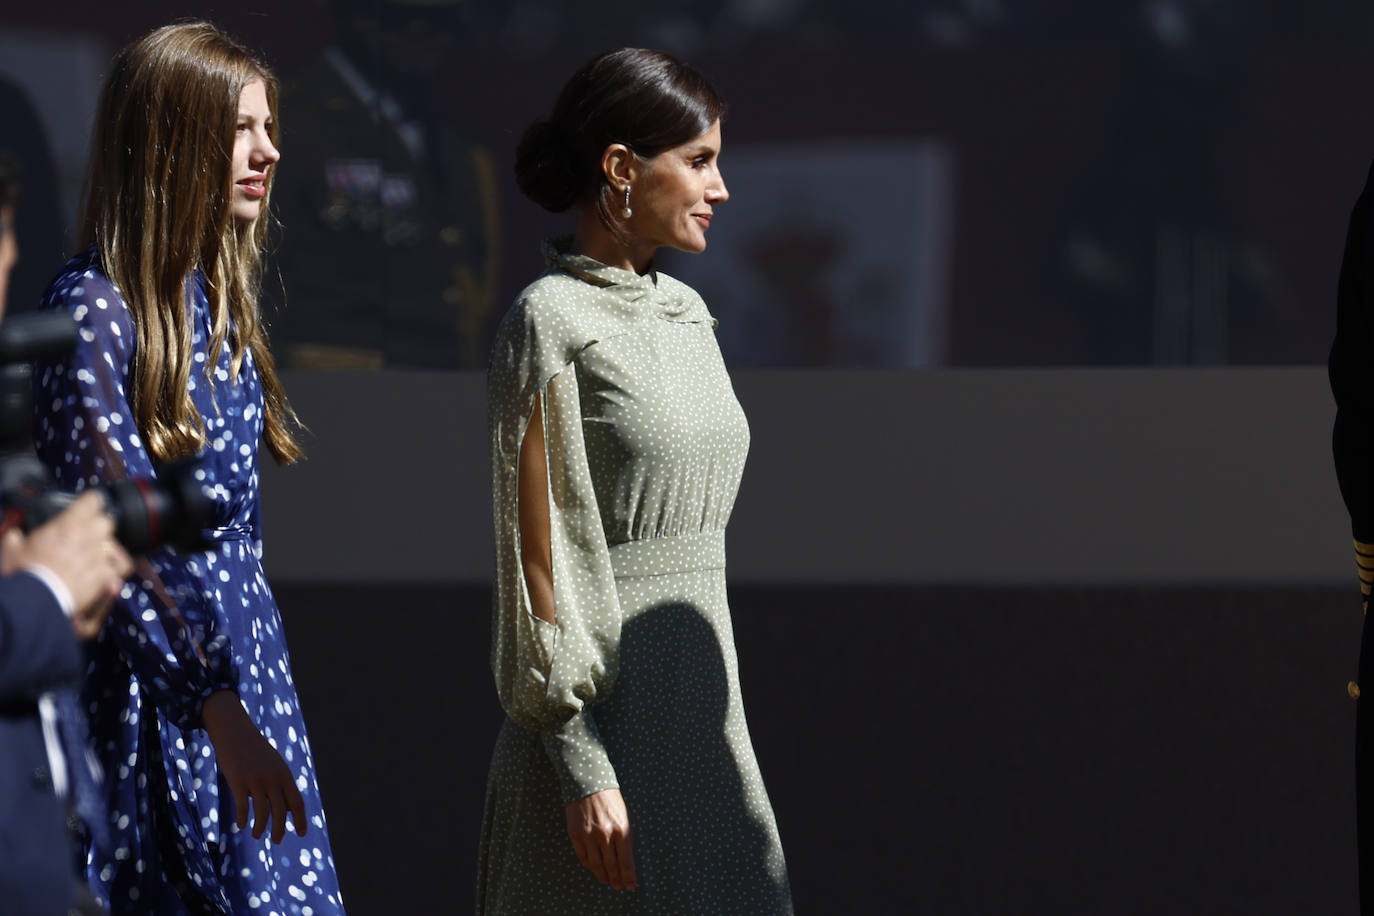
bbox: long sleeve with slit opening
[488,273,628,804]
[487,241,730,804]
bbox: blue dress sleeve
[31,267,236,730]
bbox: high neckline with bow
[543,237,713,324]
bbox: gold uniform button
[1350,680,1362,700]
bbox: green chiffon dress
[477,241,793,915]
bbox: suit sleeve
[0,572,78,700]
[1332,164,1374,614]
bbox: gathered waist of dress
[203,523,253,544]
[606,530,725,578]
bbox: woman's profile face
[230,79,279,225]
[629,119,728,256]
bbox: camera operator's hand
[202,690,309,844]
[0,491,133,640]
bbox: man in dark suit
[0,491,133,916]
[1333,158,1374,915]
[0,154,134,915]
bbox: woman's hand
[565,788,637,890]
[202,690,308,844]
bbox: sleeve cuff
[540,707,618,804]
[20,564,75,618]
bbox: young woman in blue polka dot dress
[30,23,346,915]
[478,49,792,913]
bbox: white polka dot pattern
[32,250,347,915]
[479,240,792,912]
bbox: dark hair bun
[514,119,580,213]
[516,49,726,226]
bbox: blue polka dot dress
[31,249,347,916]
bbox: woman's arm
[517,393,555,626]
[32,271,235,728]
[517,391,636,891]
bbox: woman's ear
[600,143,636,190]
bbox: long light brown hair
[81,20,302,464]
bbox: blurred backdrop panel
[0,29,106,314]
[660,141,954,367]
[6,0,1374,365]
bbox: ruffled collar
[542,237,712,324]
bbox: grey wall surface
[258,370,1364,914]
[259,367,1351,586]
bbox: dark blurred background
[2,1,1371,912]
[5,0,1374,368]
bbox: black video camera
[0,311,214,553]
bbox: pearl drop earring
[621,185,633,219]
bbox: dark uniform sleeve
[1330,159,1374,700]
[0,572,77,700]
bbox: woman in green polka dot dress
[478,48,793,914]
